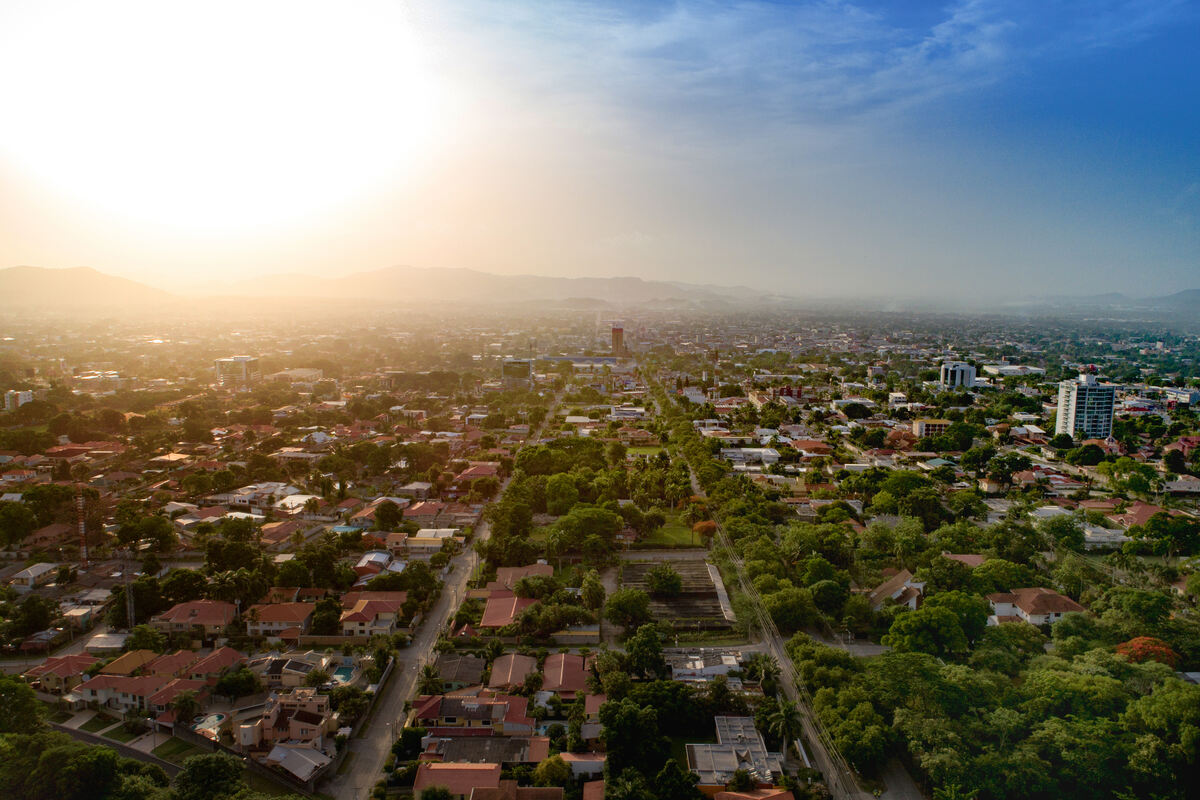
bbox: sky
[0,0,1197,299]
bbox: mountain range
[0,265,1196,317]
[0,265,781,311]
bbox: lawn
[49,710,74,723]
[104,725,141,743]
[669,734,715,768]
[244,772,296,796]
[81,712,120,733]
[626,446,665,457]
[643,515,699,547]
[152,737,205,764]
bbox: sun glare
[0,1,445,232]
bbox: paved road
[321,388,564,800]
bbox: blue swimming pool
[333,666,354,684]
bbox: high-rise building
[215,356,261,386]
[4,389,33,411]
[1055,374,1115,440]
[611,325,625,356]
[940,361,976,388]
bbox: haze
[0,0,1197,299]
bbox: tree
[604,588,652,630]
[126,624,167,652]
[417,664,444,695]
[922,591,989,644]
[533,754,571,787]
[173,753,243,800]
[546,473,580,516]
[1115,636,1179,667]
[171,690,201,725]
[375,500,402,531]
[625,624,667,678]
[882,606,968,660]
[581,569,606,610]
[653,759,704,800]
[645,563,683,596]
[0,501,37,546]
[214,666,261,699]
[0,673,44,733]
[1039,514,1085,551]
[765,696,801,749]
[599,699,670,776]
[304,668,331,687]
[419,788,453,800]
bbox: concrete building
[912,419,952,438]
[215,356,261,386]
[1055,374,1115,440]
[611,325,625,356]
[4,389,33,411]
[939,361,976,388]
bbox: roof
[247,602,315,624]
[147,650,200,675]
[436,653,486,685]
[155,599,237,626]
[100,649,158,675]
[471,781,563,800]
[941,553,987,568]
[413,763,502,797]
[988,587,1085,615]
[582,782,605,800]
[480,591,537,628]
[542,653,591,695]
[188,647,244,677]
[488,654,538,689]
[24,653,97,679]
[490,563,554,591]
[868,569,915,608]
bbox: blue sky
[0,0,1196,297]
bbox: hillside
[0,266,173,309]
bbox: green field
[81,712,119,733]
[626,446,665,457]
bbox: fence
[49,721,181,777]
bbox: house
[266,744,333,782]
[101,649,159,676]
[412,693,535,736]
[412,763,502,800]
[146,649,201,677]
[558,753,606,779]
[246,603,315,638]
[422,736,551,766]
[488,654,538,690]
[686,717,784,792]
[339,591,408,637]
[237,686,337,754]
[541,653,591,698]
[469,780,562,800]
[435,653,486,690]
[987,587,1085,626]
[152,599,237,638]
[76,674,173,712]
[479,591,537,629]
[26,523,74,550]
[489,563,554,591]
[9,563,57,593]
[867,570,924,611]
[23,653,98,694]
[941,553,987,569]
[188,647,245,683]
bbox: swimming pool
[191,712,226,740]
[333,666,355,684]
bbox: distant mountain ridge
[221,264,775,307]
[0,266,172,308]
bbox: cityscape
[2,3,1199,800]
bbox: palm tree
[171,690,201,725]
[417,664,444,695]
[765,696,801,750]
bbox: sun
[0,1,446,233]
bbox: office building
[611,325,625,357]
[940,361,976,388]
[1056,374,1115,440]
[500,359,532,389]
[912,419,952,437]
[215,356,261,386]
